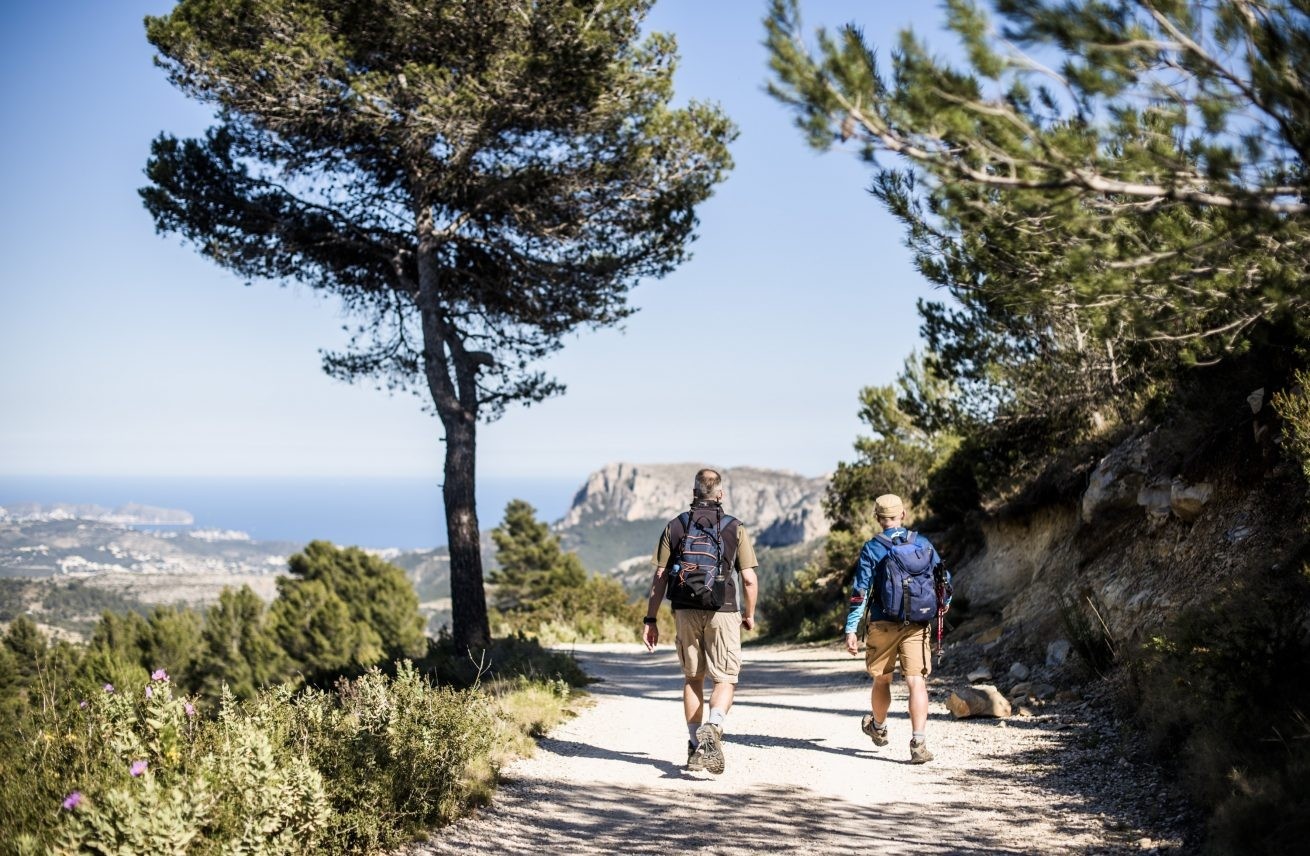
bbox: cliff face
[949,411,1308,656]
[557,462,830,546]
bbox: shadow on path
[414,782,1056,855]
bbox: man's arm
[739,566,759,630]
[844,542,876,655]
[733,523,760,630]
[642,565,668,652]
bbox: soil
[406,642,1193,855]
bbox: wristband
[642,616,658,625]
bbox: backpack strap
[670,511,691,561]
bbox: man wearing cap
[843,493,945,764]
[641,467,759,774]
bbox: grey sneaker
[695,723,725,774]
[685,740,705,772]
[861,714,889,746]
[909,738,934,764]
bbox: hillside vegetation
[0,541,586,854]
[766,1,1310,851]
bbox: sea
[0,475,581,550]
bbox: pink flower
[184,702,196,717]
[61,791,83,810]
[78,699,88,709]
[102,684,114,693]
[130,760,148,777]
[144,686,153,699]
[150,669,169,682]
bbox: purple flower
[130,760,148,777]
[144,686,153,700]
[78,699,88,709]
[150,669,169,682]
[102,684,114,694]
[184,702,196,717]
[62,791,83,810]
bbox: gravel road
[407,642,1190,855]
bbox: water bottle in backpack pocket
[874,532,938,624]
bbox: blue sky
[0,1,957,482]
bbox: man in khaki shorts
[642,468,758,774]
[843,493,947,764]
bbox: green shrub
[1128,566,1310,854]
[1,654,504,856]
[259,663,495,853]
[1273,368,1310,484]
[1057,590,1119,679]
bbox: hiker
[641,467,759,774]
[844,493,949,764]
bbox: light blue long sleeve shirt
[843,526,946,634]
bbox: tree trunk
[443,414,490,653]
[413,200,491,654]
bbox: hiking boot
[685,740,705,772]
[861,714,889,746]
[695,723,725,774]
[909,738,934,764]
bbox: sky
[0,0,959,484]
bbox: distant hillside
[556,462,830,582]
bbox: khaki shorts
[864,620,932,678]
[675,609,742,684]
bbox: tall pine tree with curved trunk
[141,0,734,652]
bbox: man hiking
[642,467,759,774]
[844,493,948,764]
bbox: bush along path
[406,643,1193,855]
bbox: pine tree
[766,0,1310,504]
[141,0,735,652]
[196,585,288,700]
[489,500,585,610]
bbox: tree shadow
[533,737,685,777]
[412,782,1063,855]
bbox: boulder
[1009,662,1030,681]
[1225,525,1254,544]
[1028,682,1057,700]
[946,685,1012,719]
[1082,434,1152,524]
[1137,478,1173,527]
[1170,479,1213,523]
[966,667,993,683]
[1046,639,1072,667]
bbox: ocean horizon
[0,474,581,550]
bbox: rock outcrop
[558,462,830,546]
[946,685,1012,719]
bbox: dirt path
[408,642,1187,855]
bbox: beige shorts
[864,620,932,678]
[675,609,742,684]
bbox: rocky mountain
[559,462,829,545]
[555,462,830,584]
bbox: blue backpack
[668,511,736,610]
[873,531,938,625]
